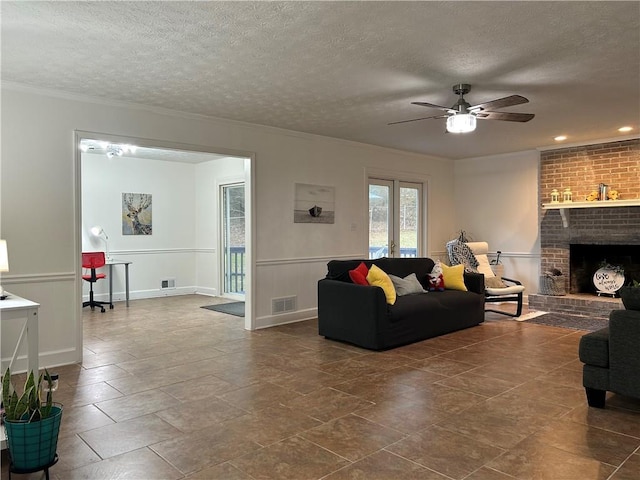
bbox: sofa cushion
[389,273,427,296]
[366,264,397,305]
[388,289,480,324]
[326,258,436,288]
[349,262,369,285]
[375,258,435,287]
[441,263,468,291]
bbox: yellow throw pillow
[366,264,397,305]
[440,263,468,291]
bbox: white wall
[81,152,245,301]
[194,156,246,296]
[1,86,454,370]
[453,150,541,299]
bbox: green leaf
[23,371,35,395]
[13,386,35,420]
[6,391,19,421]
[1,367,13,409]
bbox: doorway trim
[218,178,246,301]
[73,130,256,356]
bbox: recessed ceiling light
[554,135,567,141]
[618,126,633,132]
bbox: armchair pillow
[472,251,506,287]
[446,240,479,273]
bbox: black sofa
[318,257,485,350]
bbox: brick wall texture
[539,138,640,292]
[540,139,640,202]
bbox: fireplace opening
[570,244,640,295]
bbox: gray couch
[578,309,640,408]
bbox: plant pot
[3,404,63,471]
[619,287,640,311]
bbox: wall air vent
[161,278,176,289]
[272,296,297,314]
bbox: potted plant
[619,280,640,311]
[1,368,62,474]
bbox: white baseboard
[84,286,199,303]
[193,287,217,297]
[1,348,79,375]
[255,307,317,329]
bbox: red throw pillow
[349,262,369,285]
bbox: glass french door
[221,183,245,297]
[368,179,422,258]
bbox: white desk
[0,293,40,450]
[106,259,132,307]
[0,292,40,375]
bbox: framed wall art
[122,193,152,235]
[294,183,335,224]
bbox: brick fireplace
[528,139,640,318]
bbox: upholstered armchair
[579,309,640,408]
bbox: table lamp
[0,239,9,299]
[90,226,111,261]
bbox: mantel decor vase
[3,404,63,472]
[619,286,640,311]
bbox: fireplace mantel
[542,199,640,227]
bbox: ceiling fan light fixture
[446,114,476,133]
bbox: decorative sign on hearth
[593,264,625,296]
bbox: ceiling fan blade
[411,101,452,112]
[469,95,529,112]
[388,114,448,125]
[475,111,535,122]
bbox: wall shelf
[542,199,640,210]
[541,199,640,227]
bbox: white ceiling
[2,1,639,160]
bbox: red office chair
[82,252,112,312]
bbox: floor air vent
[272,296,297,314]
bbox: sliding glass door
[221,183,245,298]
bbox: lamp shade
[90,226,111,260]
[0,239,9,272]
[446,114,477,133]
[91,226,104,237]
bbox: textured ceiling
[2,1,639,159]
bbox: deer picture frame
[122,193,152,235]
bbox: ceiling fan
[389,84,535,133]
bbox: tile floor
[2,295,639,479]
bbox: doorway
[75,131,254,338]
[368,178,422,258]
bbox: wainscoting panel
[254,254,362,329]
[1,273,79,372]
